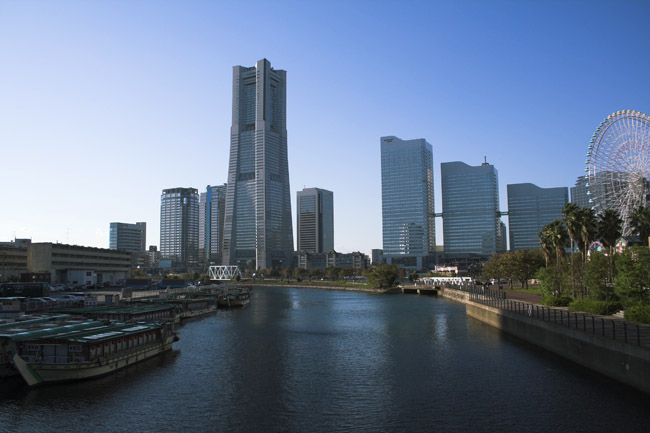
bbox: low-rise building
[296,250,369,271]
[27,243,131,286]
[0,242,28,281]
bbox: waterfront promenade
[441,286,650,395]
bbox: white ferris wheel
[586,110,650,236]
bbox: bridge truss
[208,265,242,281]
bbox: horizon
[1,0,649,257]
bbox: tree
[562,203,581,254]
[293,268,308,281]
[577,207,597,267]
[324,267,341,280]
[584,251,614,302]
[482,252,515,287]
[538,226,554,267]
[513,249,545,289]
[563,203,581,295]
[309,269,323,279]
[340,268,354,279]
[598,208,623,284]
[366,264,399,289]
[545,220,568,266]
[539,220,569,293]
[629,205,650,247]
[482,253,503,282]
[408,270,419,283]
[536,258,570,298]
[614,247,650,306]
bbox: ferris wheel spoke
[587,111,650,234]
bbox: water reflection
[1,287,650,433]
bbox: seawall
[441,287,650,395]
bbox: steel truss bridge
[208,266,242,281]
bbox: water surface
[1,287,649,432]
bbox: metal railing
[466,288,650,349]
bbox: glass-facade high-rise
[507,183,568,251]
[380,136,435,269]
[160,187,199,267]
[297,188,334,254]
[199,184,227,265]
[109,222,146,253]
[440,161,504,258]
[570,176,590,208]
[222,59,294,270]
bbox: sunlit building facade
[507,183,568,251]
[441,161,504,259]
[570,176,590,208]
[222,59,294,270]
[109,222,146,254]
[380,136,435,269]
[199,184,227,264]
[160,187,199,267]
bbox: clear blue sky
[1,0,649,256]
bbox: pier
[400,285,438,295]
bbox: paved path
[506,291,542,304]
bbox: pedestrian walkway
[466,287,650,349]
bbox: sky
[1,0,649,257]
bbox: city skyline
[1,1,649,257]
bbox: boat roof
[0,314,73,331]
[1,320,162,343]
[53,304,174,315]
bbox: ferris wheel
[586,110,650,236]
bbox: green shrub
[568,299,622,315]
[540,295,573,307]
[625,305,650,324]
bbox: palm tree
[629,205,650,247]
[577,207,597,267]
[542,220,568,269]
[562,203,581,254]
[538,226,554,268]
[562,203,580,295]
[598,209,623,254]
[597,208,622,285]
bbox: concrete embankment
[441,287,650,395]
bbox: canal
[1,286,650,432]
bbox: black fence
[463,288,650,349]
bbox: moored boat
[6,320,178,386]
[217,287,251,308]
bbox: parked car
[50,284,66,292]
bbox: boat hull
[13,337,175,387]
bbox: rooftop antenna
[481,156,489,166]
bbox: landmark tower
[222,59,294,270]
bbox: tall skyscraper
[507,183,568,251]
[160,187,199,267]
[441,160,504,258]
[571,176,590,208]
[380,136,435,269]
[297,187,334,254]
[109,222,146,253]
[222,59,294,270]
[199,184,227,264]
